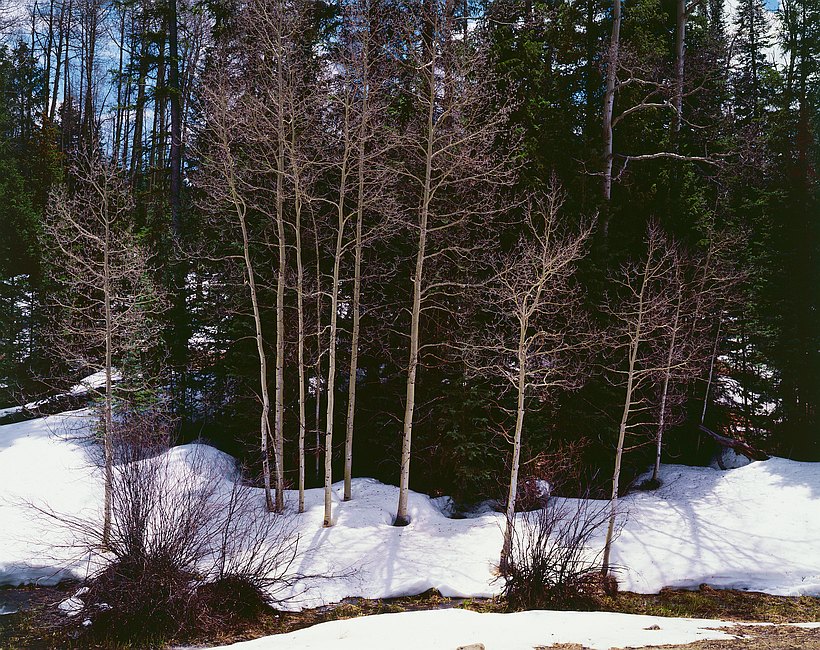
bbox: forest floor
[2,584,820,649]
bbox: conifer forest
[0,0,818,515]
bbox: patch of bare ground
[603,585,820,624]
[538,625,820,650]
[2,585,819,648]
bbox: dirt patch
[621,624,820,649]
[538,625,820,650]
[602,586,820,623]
[3,584,819,648]
[0,582,79,649]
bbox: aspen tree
[601,224,680,574]
[196,65,279,512]
[466,181,592,564]
[394,0,516,525]
[44,153,164,544]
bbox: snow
[0,410,103,586]
[204,609,742,650]
[58,587,89,617]
[1,411,819,608]
[616,459,820,595]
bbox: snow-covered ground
[204,609,742,649]
[0,410,102,585]
[2,410,820,605]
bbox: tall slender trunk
[324,112,351,527]
[601,0,622,228]
[652,280,682,481]
[274,156,286,514]
[343,125,366,502]
[292,132,307,514]
[396,43,436,526]
[501,319,528,564]
[223,130,276,511]
[240,203,276,512]
[102,206,113,547]
[602,254,650,574]
[272,16,287,514]
[314,225,323,481]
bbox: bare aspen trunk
[293,147,307,514]
[343,142,365,502]
[324,140,350,526]
[323,229,342,526]
[396,74,434,525]
[314,229,323,481]
[241,211,276,512]
[274,169,286,514]
[602,256,649,574]
[501,320,528,564]
[221,128,277,511]
[102,209,113,547]
[601,0,622,208]
[273,25,287,513]
[652,281,682,482]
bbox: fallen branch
[698,424,769,461]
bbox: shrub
[194,575,270,631]
[43,440,299,646]
[500,491,613,611]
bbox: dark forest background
[0,0,817,504]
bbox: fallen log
[698,424,769,462]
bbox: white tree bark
[602,0,622,206]
[324,102,353,527]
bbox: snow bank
[205,608,739,650]
[0,411,236,586]
[613,459,820,595]
[0,410,101,585]
[277,477,503,608]
[1,411,819,605]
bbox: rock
[456,644,485,650]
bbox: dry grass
[3,584,819,648]
[603,585,820,623]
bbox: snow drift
[1,410,819,606]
